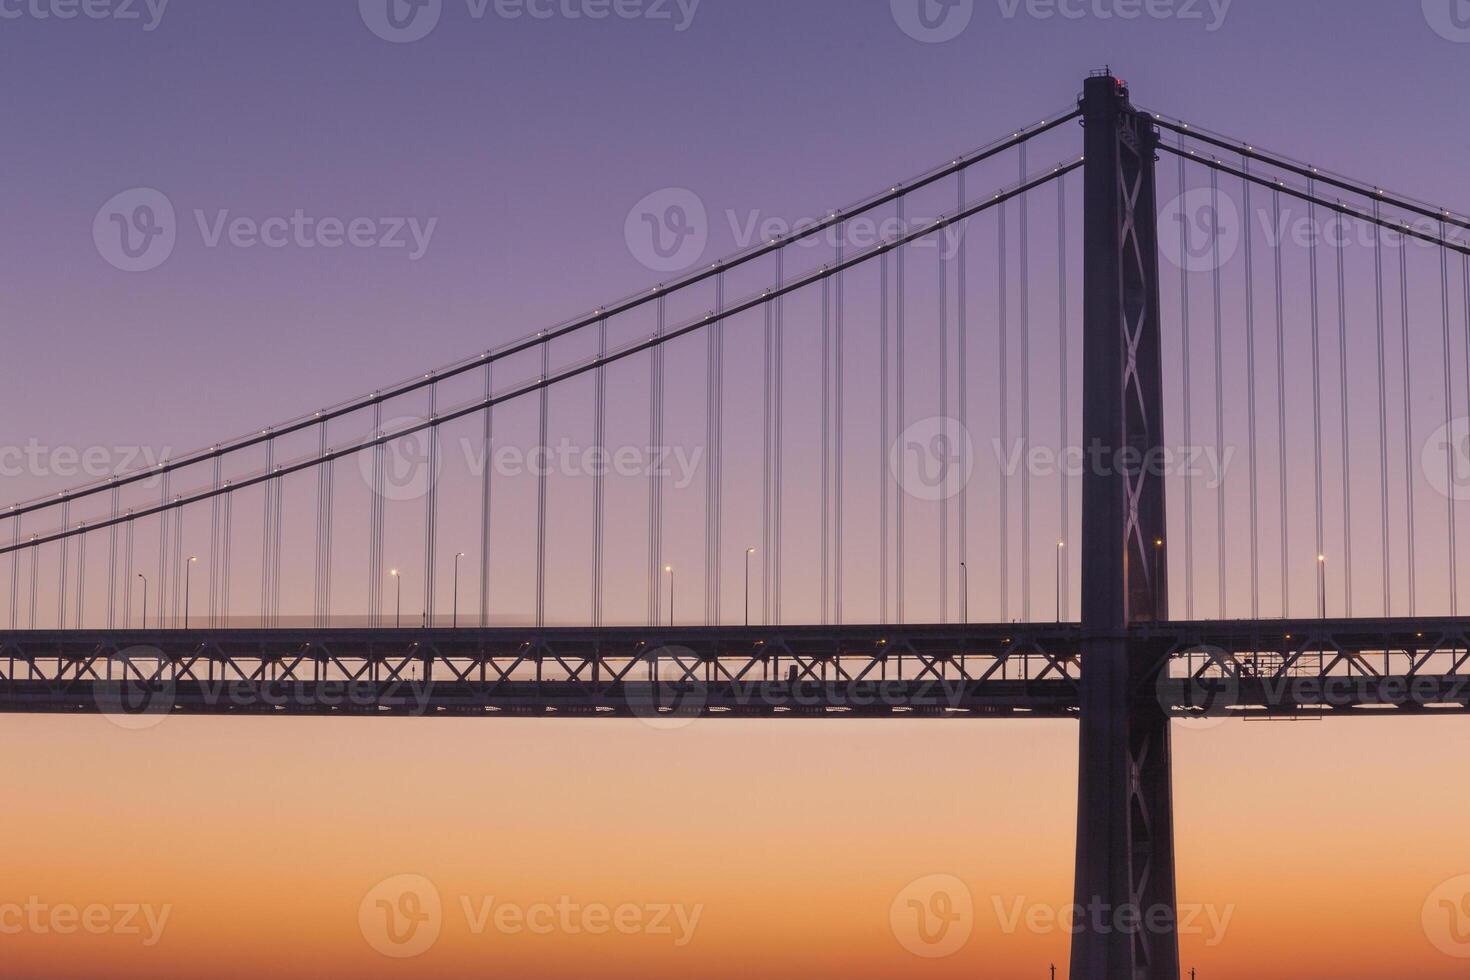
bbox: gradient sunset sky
[2,1,1470,977]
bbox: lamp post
[391,569,402,628]
[184,556,198,630]
[137,573,148,631]
[1154,538,1165,620]
[665,565,674,628]
[744,548,756,626]
[452,552,466,629]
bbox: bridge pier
[1071,73,1180,980]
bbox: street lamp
[1056,541,1066,623]
[665,565,674,628]
[137,572,148,630]
[452,552,466,629]
[184,556,198,630]
[744,548,756,627]
[1154,538,1165,619]
[391,569,402,629]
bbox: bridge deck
[0,620,1466,718]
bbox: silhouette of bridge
[6,72,1470,977]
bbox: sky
[2,0,1470,977]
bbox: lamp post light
[744,548,756,626]
[452,552,466,629]
[1154,538,1165,620]
[665,565,675,628]
[184,556,198,630]
[137,573,148,631]
[391,569,402,629]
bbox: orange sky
[2,714,1467,978]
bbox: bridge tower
[1071,73,1179,979]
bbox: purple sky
[2,1,1469,627]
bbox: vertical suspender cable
[1019,144,1031,621]
[29,539,38,629]
[124,516,134,628]
[261,442,273,628]
[1337,213,1353,617]
[1374,204,1392,616]
[959,170,970,620]
[1211,165,1227,618]
[1308,180,1326,613]
[425,381,440,626]
[998,198,1009,622]
[1178,146,1195,619]
[774,257,784,626]
[1441,220,1457,614]
[820,264,831,625]
[939,219,949,623]
[8,519,17,629]
[593,318,607,627]
[879,251,890,625]
[75,525,86,628]
[897,195,907,624]
[58,502,69,628]
[481,361,494,627]
[715,272,726,623]
[1056,171,1068,620]
[764,285,774,626]
[536,343,550,628]
[1273,189,1289,617]
[108,487,119,629]
[1402,233,1417,616]
[834,242,844,626]
[1242,159,1260,620]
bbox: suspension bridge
[5,72,1470,977]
